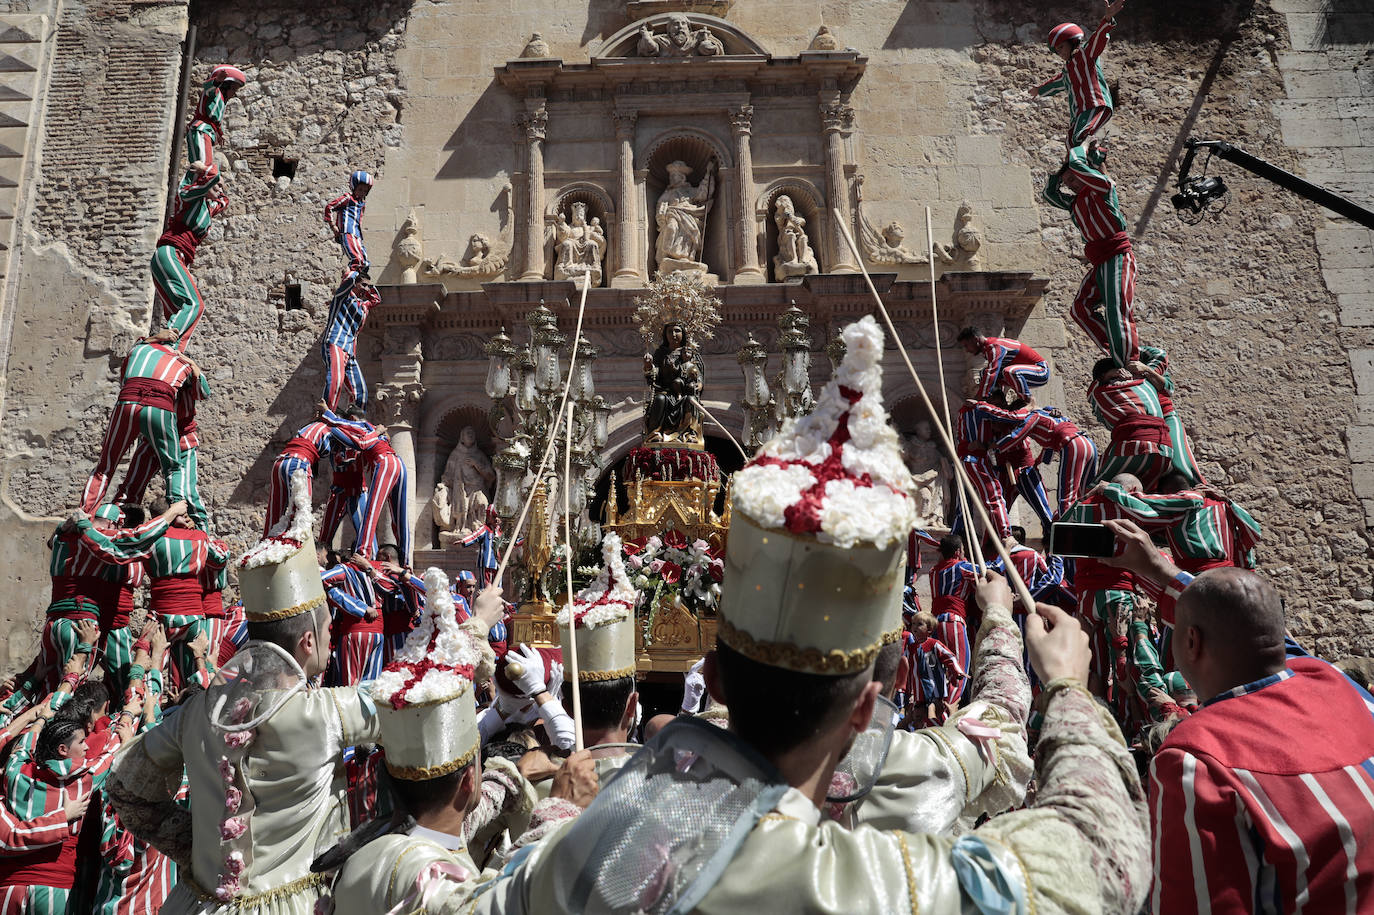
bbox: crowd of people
[0,3,1367,910]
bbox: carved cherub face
[667,14,691,46]
[469,233,490,257]
[460,425,477,446]
[882,221,905,247]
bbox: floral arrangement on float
[621,528,724,642]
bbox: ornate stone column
[375,325,425,554]
[611,110,642,288]
[730,104,765,285]
[820,100,859,274]
[517,105,549,282]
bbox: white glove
[494,682,538,725]
[681,656,706,713]
[507,643,547,697]
[546,660,565,703]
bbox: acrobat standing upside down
[1033,0,1125,148]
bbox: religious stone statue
[904,419,953,528]
[636,13,723,57]
[655,160,715,276]
[932,202,983,267]
[394,209,423,284]
[643,322,705,446]
[772,195,818,281]
[432,425,497,545]
[553,201,606,286]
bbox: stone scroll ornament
[420,183,514,279]
[635,13,724,57]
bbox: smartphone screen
[1049,522,1117,559]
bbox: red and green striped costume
[146,528,228,692]
[1088,375,1173,489]
[1138,345,1205,484]
[1093,483,1261,576]
[151,165,227,353]
[112,382,207,532]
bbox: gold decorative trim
[244,593,325,624]
[188,870,327,907]
[385,741,478,781]
[895,832,921,915]
[717,618,900,675]
[578,665,636,682]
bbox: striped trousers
[264,454,312,536]
[101,625,133,700]
[1007,465,1055,534]
[185,123,216,170]
[1053,434,1099,516]
[994,361,1050,402]
[1094,447,1174,491]
[115,442,206,530]
[321,339,366,410]
[159,613,215,692]
[934,613,970,702]
[150,245,203,351]
[1078,587,1134,693]
[0,884,69,915]
[355,454,410,566]
[332,631,385,686]
[0,611,91,716]
[1068,105,1112,147]
[337,232,369,273]
[1071,249,1138,368]
[81,402,183,516]
[322,486,368,548]
[951,457,1011,540]
[1163,409,1205,484]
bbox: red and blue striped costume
[322,561,387,686]
[1044,147,1139,368]
[146,527,228,692]
[970,401,1055,535]
[150,165,227,352]
[1036,16,1116,147]
[321,447,369,548]
[995,405,1099,516]
[1089,375,1174,490]
[324,191,369,273]
[1139,345,1205,484]
[905,633,966,722]
[951,401,1016,540]
[264,420,334,537]
[114,382,207,530]
[380,570,425,661]
[321,409,411,565]
[81,342,208,517]
[928,554,976,689]
[1149,659,1374,914]
[459,510,503,586]
[321,270,380,410]
[974,336,1050,402]
[989,543,1065,686]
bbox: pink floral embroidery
[218,757,235,782]
[229,697,253,723]
[214,876,240,902]
[223,729,254,749]
[224,786,242,813]
[224,850,245,876]
[219,816,247,840]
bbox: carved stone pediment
[626,1,733,19]
[595,13,767,59]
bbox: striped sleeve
[1036,71,1068,97]
[1042,171,1075,210]
[1083,18,1115,60]
[0,801,70,852]
[1149,748,1258,914]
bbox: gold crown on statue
[632,271,722,348]
[556,532,638,681]
[369,568,490,780]
[720,316,917,675]
[238,470,326,623]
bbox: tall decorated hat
[556,532,638,681]
[238,470,325,624]
[722,315,917,674]
[369,568,493,779]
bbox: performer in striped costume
[184,66,246,174]
[323,170,375,274]
[951,400,1019,542]
[80,340,209,517]
[320,269,380,410]
[321,446,368,547]
[321,556,386,686]
[905,612,966,725]
[319,404,411,565]
[1148,566,1374,914]
[1044,142,1139,368]
[144,502,229,692]
[989,532,1066,687]
[958,328,1051,403]
[1133,345,1205,483]
[150,160,228,352]
[995,404,1098,517]
[264,418,335,537]
[928,535,976,694]
[460,506,504,586]
[114,379,208,531]
[1088,358,1174,489]
[968,398,1056,535]
[374,544,422,661]
[1033,1,1124,148]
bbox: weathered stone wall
[0,0,1370,672]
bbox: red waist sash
[1109,415,1171,449]
[1085,231,1132,267]
[151,574,204,616]
[117,377,177,412]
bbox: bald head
[1112,472,1143,493]
[1175,567,1287,700]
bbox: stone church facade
[0,0,1369,671]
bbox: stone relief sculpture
[932,202,983,268]
[808,25,840,51]
[553,200,606,286]
[771,195,818,281]
[854,175,927,265]
[905,419,953,528]
[520,32,551,58]
[432,425,497,545]
[394,209,423,283]
[655,159,716,276]
[636,13,724,57]
[421,183,513,279]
